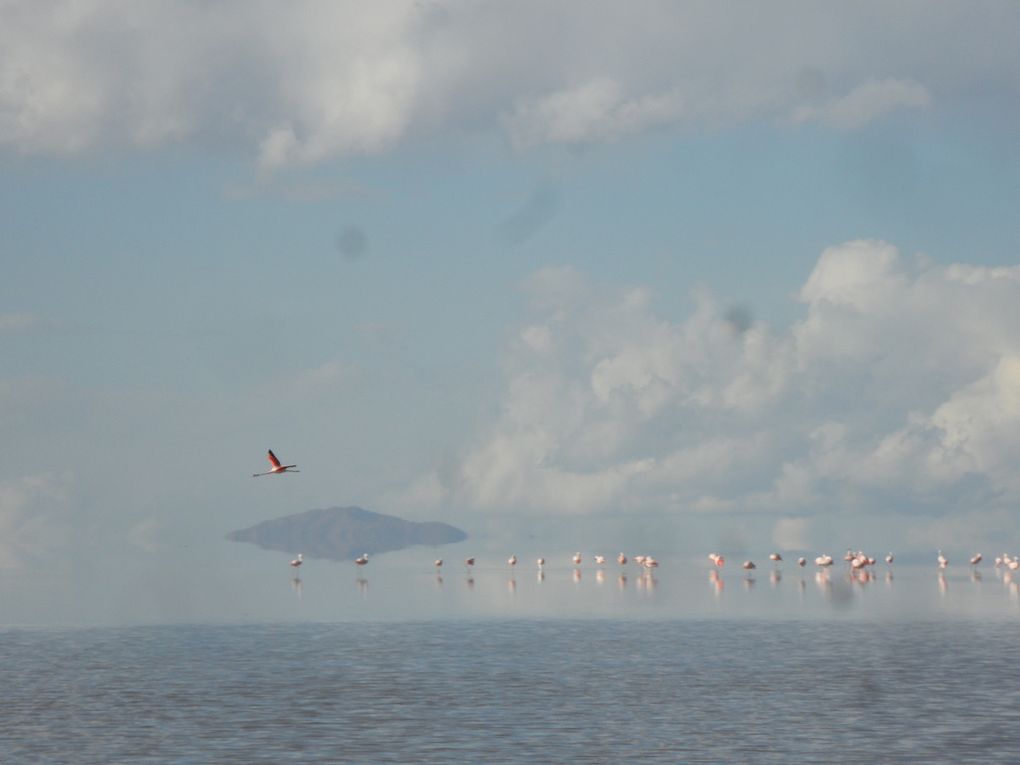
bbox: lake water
[2,618,1019,764]
[2,551,1019,763]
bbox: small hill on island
[227,505,467,561]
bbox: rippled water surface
[3,545,1019,762]
[3,619,1019,764]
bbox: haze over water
[3,538,1019,625]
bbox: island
[227,505,467,560]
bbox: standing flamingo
[937,550,948,569]
[572,552,583,566]
[355,553,369,567]
[290,553,303,570]
[617,553,628,565]
[970,553,983,566]
[253,449,299,477]
[508,554,517,568]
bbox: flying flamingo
[253,449,299,477]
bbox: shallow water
[3,546,1018,762]
[3,536,1018,625]
[2,619,1019,764]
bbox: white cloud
[503,79,684,149]
[0,473,74,569]
[409,240,1020,529]
[791,78,931,129]
[2,2,1017,164]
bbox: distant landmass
[227,505,467,561]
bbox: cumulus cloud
[2,2,1018,164]
[406,241,1020,525]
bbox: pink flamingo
[253,449,299,477]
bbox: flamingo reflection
[709,569,724,597]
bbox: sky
[3,1,1020,588]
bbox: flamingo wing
[267,449,282,468]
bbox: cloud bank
[2,1,1018,165]
[403,240,1020,522]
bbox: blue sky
[2,1,1020,583]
